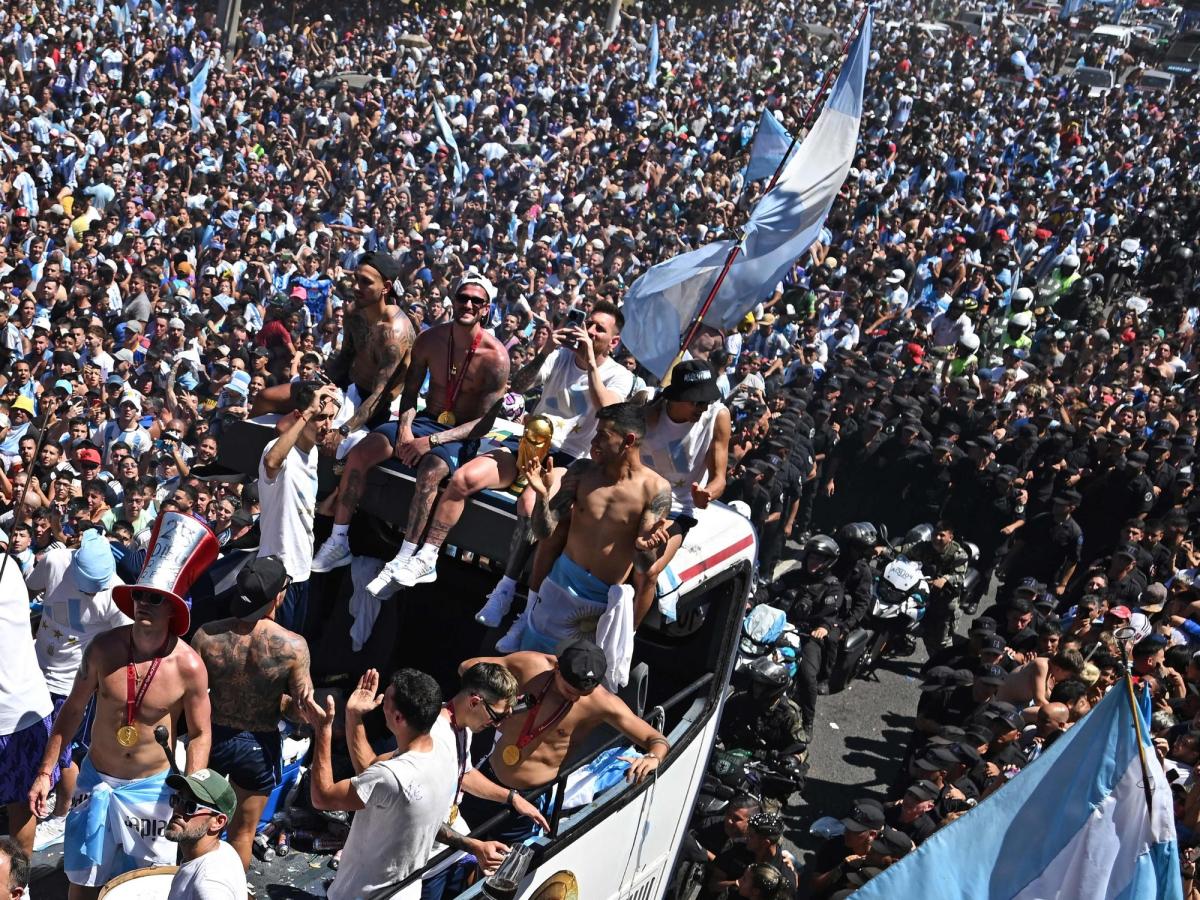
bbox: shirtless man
[632,360,730,624]
[996,649,1084,710]
[458,641,669,844]
[496,402,671,685]
[311,273,509,583]
[324,252,416,449]
[28,512,213,899]
[190,555,315,870]
[390,299,631,603]
[250,253,413,441]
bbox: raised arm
[530,459,589,540]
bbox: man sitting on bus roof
[457,641,670,846]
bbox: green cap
[167,769,237,818]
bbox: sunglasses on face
[169,793,220,817]
[454,294,489,307]
[133,591,166,607]
[478,696,510,724]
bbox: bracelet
[647,737,670,749]
[35,770,53,780]
[506,788,516,808]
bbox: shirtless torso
[335,302,415,426]
[996,656,1053,708]
[191,618,313,733]
[75,625,209,778]
[405,321,509,423]
[465,651,664,790]
[534,445,672,587]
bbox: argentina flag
[745,109,795,183]
[622,10,871,378]
[852,681,1182,900]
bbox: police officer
[1003,489,1084,600]
[897,520,970,655]
[777,535,849,742]
[832,522,881,631]
[719,658,809,768]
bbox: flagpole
[673,5,871,364]
[1117,631,1157,823]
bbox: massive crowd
[2,0,1200,896]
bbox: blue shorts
[373,415,479,474]
[51,692,96,764]
[0,713,61,806]
[208,723,283,793]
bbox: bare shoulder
[172,638,207,674]
[643,466,671,498]
[505,651,555,685]
[383,308,416,345]
[262,620,309,657]
[413,323,446,356]
[91,625,130,660]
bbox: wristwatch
[337,424,351,437]
[429,433,442,448]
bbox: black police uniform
[1005,511,1084,588]
[777,566,849,731]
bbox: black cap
[905,779,940,802]
[1054,489,1082,505]
[231,555,289,619]
[1008,596,1033,614]
[970,616,997,635]
[841,801,886,832]
[979,634,1008,655]
[1127,450,1149,467]
[914,746,958,772]
[871,826,915,858]
[846,866,885,887]
[951,742,983,766]
[558,639,607,691]
[663,360,721,404]
[977,664,1007,686]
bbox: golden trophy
[510,414,554,493]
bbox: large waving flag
[647,22,660,88]
[745,109,795,183]
[622,11,871,378]
[854,682,1181,900]
[432,98,468,188]
[189,59,211,133]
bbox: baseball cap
[456,271,497,302]
[289,285,308,301]
[976,664,1007,686]
[913,746,959,772]
[841,800,886,832]
[168,317,186,331]
[77,447,102,467]
[119,393,142,411]
[558,639,606,691]
[231,555,289,620]
[872,826,914,858]
[167,769,237,818]
[663,360,721,404]
[969,616,997,635]
[905,779,940,802]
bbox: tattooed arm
[633,480,673,573]
[392,332,432,455]
[531,459,589,540]
[340,318,413,433]
[283,631,316,721]
[510,344,557,394]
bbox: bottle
[275,830,291,857]
[253,829,276,862]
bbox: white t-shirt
[329,726,458,900]
[533,349,634,459]
[167,841,247,900]
[30,547,128,695]
[423,714,474,880]
[0,552,52,734]
[257,438,319,582]
[639,402,722,517]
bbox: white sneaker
[495,610,529,653]
[394,553,438,588]
[311,537,352,572]
[476,582,517,627]
[34,815,66,851]
[365,551,411,597]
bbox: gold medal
[437,410,456,426]
[447,803,459,825]
[502,744,521,766]
[116,724,139,747]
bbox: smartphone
[566,307,586,328]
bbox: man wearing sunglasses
[164,769,246,900]
[343,662,549,899]
[311,273,510,581]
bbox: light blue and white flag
[188,58,210,132]
[622,11,871,378]
[745,109,794,183]
[647,21,660,88]
[432,98,467,188]
[853,682,1182,900]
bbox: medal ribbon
[514,676,572,752]
[126,640,164,730]
[446,701,468,792]
[443,328,483,416]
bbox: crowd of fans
[3,0,1200,896]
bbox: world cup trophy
[509,414,554,493]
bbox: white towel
[348,556,386,651]
[597,585,635,692]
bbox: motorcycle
[1105,236,1142,299]
[857,555,929,678]
[735,602,802,684]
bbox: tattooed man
[495,402,671,689]
[191,555,316,871]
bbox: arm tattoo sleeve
[532,461,587,539]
